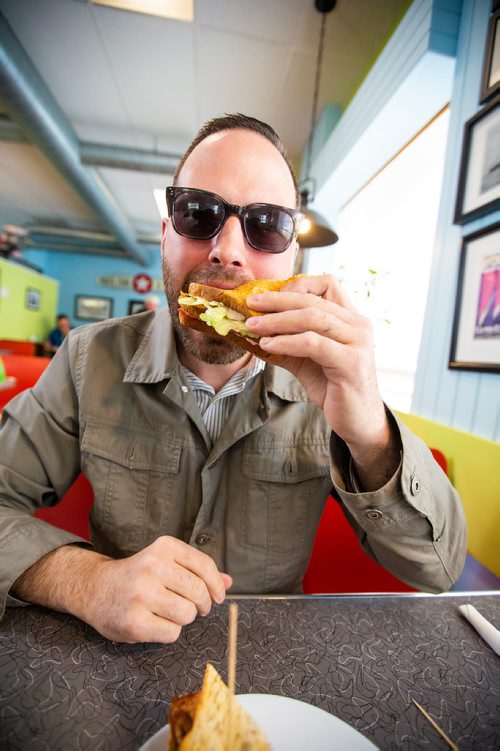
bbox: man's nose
[207,216,248,267]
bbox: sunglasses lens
[172,191,224,239]
[245,206,294,253]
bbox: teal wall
[22,247,165,325]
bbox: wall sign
[133,273,152,293]
[96,274,163,292]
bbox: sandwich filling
[178,294,259,339]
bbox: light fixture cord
[305,10,327,186]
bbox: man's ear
[161,218,168,250]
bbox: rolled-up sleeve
[0,336,92,617]
[329,412,467,593]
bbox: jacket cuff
[329,410,436,533]
[0,517,92,618]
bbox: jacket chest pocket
[81,420,181,554]
[240,444,330,556]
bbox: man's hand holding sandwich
[243,274,401,491]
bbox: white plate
[140,694,377,750]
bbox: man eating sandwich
[0,113,466,645]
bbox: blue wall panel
[412,0,500,442]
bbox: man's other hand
[12,539,232,644]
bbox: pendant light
[298,0,338,248]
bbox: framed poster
[454,98,500,224]
[74,295,113,321]
[480,9,500,103]
[449,223,500,372]
[25,287,40,310]
[128,299,145,315]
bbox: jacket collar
[124,306,310,404]
[124,307,179,383]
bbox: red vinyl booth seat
[302,450,448,594]
[35,473,93,540]
[0,354,50,409]
[302,495,416,594]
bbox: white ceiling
[0,0,409,258]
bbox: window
[306,108,450,411]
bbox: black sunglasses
[165,186,303,254]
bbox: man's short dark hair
[173,113,299,207]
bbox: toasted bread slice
[168,663,271,751]
[178,275,305,363]
[186,275,303,319]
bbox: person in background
[43,314,71,356]
[132,295,161,314]
[0,113,466,645]
[143,294,161,312]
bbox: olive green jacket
[0,309,466,615]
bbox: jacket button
[364,508,383,520]
[410,476,421,496]
[195,534,210,546]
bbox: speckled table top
[0,592,499,750]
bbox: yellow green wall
[0,259,59,342]
[396,411,500,577]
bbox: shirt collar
[123,306,310,404]
[124,307,178,383]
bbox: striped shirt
[180,357,265,443]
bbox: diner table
[0,591,498,750]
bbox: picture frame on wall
[480,8,500,103]
[74,294,113,321]
[25,288,40,310]
[454,97,500,224]
[449,223,500,373]
[128,300,145,315]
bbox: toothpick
[227,602,238,750]
[412,699,459,750]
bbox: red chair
[35,473,93,540]
[0,340,37,356]
[302,495,416,593]
[303,449,449,594]
[430,447,448,475]
[0,355,93,540]
[0,354,50,409]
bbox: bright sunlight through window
[307,108,451,412]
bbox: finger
[150,586,199,626]
[161,560,215,616]
[247,289,357,325]
[245,307,353,344]
[259,331,349,370]
[119,611,183,644]
[169,538,228,604]
[145,614,183,644]
[283,274,357,312]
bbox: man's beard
[163,256,253,365]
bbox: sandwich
[178,275,305,362]
[168,663,271,750]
